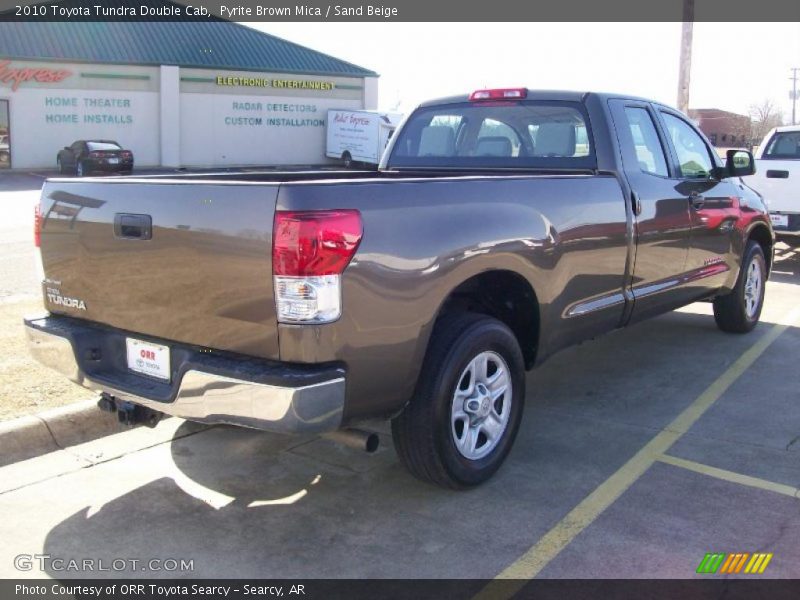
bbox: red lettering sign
[0,60,73,91]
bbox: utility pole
[676,0,695,114]
[791,67,799,125]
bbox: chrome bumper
[25,316,345,434]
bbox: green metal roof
[0,20,377,78]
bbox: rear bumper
[86,160,133,172]
[24,315,345,433]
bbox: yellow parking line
[475,310,799,599]
[657,454,800,498]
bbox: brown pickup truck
[26,89,773,488]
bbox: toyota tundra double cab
[26,89,773,488]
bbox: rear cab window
[388,100,596,170]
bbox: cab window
[763,131,800,159]
[623,107,669,177]
[661,112,713,178]
[478,119,521,157]
[389,101,595,169]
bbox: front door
[657,109,739,295]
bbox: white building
[0,20,378,170]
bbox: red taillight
[88,151,102,158]
[121,151,132,158]
[273,210,363,276]
[34,204,42,248]
[469,88,528,101]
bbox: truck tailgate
[38,179,280,359]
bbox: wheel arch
[429,269,541,370]
[747,222,774,274]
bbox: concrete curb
[0,398,124,467]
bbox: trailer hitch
[97,393,163,428]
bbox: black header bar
[1,0,799,22]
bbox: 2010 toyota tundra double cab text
[26,89,773,489]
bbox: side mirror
[725,149,755,177]
[63,146,70,150]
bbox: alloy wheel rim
[450,350,512,460]
[744,258,762,319]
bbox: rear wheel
[342,151,352,168]
[76,161,85,177]
[713,240,766,333]
[391,312,525,488]
[57,156,66,174]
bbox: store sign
[215,75,334,91]
[0,60,73,91]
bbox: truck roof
[770,124,800,133]
[417,89,658,108]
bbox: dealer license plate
[126,338,170,381]
[108,158,119,165]
[770,213,788,228]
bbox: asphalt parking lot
[0,172,798,583]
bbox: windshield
[87,141,121,151]
[763,131,800,159]
[388,100,595,170]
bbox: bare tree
[749,99,784,145]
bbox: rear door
[609,99,693,322]
[38,179,280,359]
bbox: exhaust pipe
[324,428,380,453]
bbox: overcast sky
[251,22,800,121]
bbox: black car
[57,140,134,176]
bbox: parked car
[56,140,134,176]
[0,134,9,167]
[326,109,400,167]
[745,125,800,245]
[27,89,773,489]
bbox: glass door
[0,99,9,168]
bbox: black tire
[76,161,85,177]
[713,240,766,333]
[342,152,352,168]
[0,151,9,167]
[57,156,65,174]
[391,312,526,489]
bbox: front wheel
[713,240,766,333]
[341,151,352,168]
[391,313,525,488]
